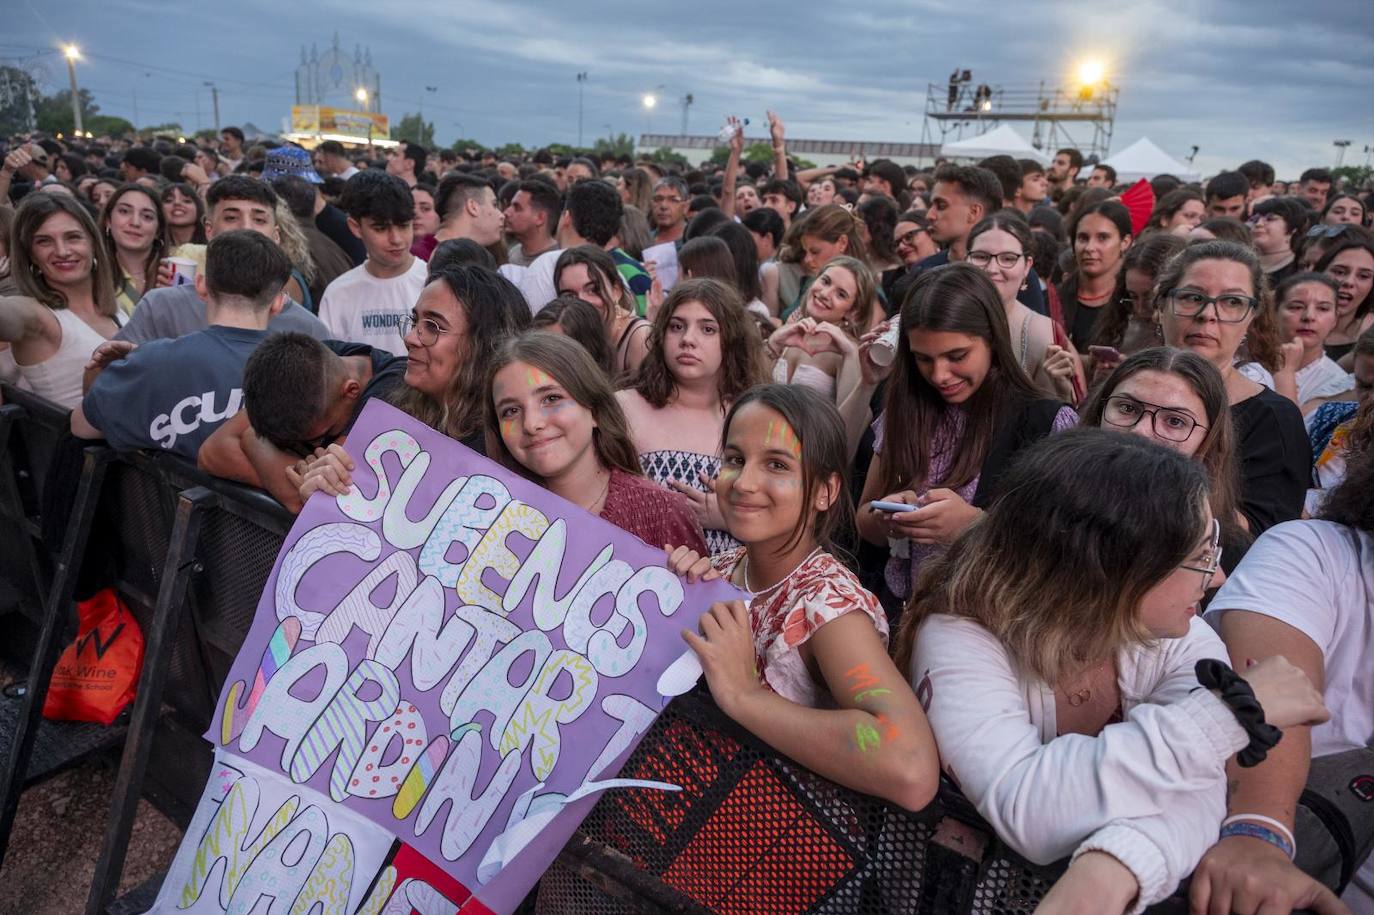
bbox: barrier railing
[0,383,1301,915]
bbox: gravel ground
[0,756,183,914]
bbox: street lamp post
[63,44,83,134]
[576,72,588,149]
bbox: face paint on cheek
[718,466,740,483]
[500,416,517,437]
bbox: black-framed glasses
[896,227,927,247]
[1178,518,1223,592]
[966,251,1028,269]
[398,313,451,346]
[1166,288,1258,323]
[1103,394,1207,442]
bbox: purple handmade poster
[169,398,740,914]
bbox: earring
[1154,323,1163,339]
[1020,280,1029,291]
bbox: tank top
[17,309,124,409]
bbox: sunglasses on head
[1306,224,1350,240]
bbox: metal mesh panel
[0,688,126,784]
[536,692,1066,915]
[191,507,285,657]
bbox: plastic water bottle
[717,118,750,142]
[869,316,902,366]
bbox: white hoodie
[911,614,1248,912]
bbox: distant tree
[391,112,435,148]
[450,138,487,157]
[494,142,527,158]
[593,133,636,159]
[650,146,688,168]
[1332,165,1372,190]
[34,88,99,136]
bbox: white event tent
[1103,138,1202,183]
[939,125,1050,165]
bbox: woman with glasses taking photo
[1154,241,1308,535]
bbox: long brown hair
[1078,346,1247,552]
[99,183,166,296]
[554,245,637,330]
[628,277,768,408]
[797,203,869,266]
[876,263,1043,496]
[1153,239,1281,373]
[387,266,529,441]
[483,332,643,483]
[893,428,1211,683]
[800,255,880,337]
[10,192,118,318]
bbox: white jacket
[911,614,1249,912]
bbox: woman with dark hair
[664,384,938,810]
[529,295,614,375]
[743,207,786,315]
[707,221,766,318]
[1091,233,1188,377]
[1195,429,1372,915]
[1321,192,1366,227]
[86,177,119,214]
[1154,240,1308,534]
[1080,346,1249,567]
[485,331,706,554]
[99,183,167,315]
[53,153,88,185]
[1147,187,1206,236]
[555,245,650,378]
[0,193,123,407]
[1248,196,1309,285]
[1314,233,1374,363]
[894,428,1327,915]
[1058,200,1133,348]
[677,236,737,287]
[1270,272,1354,411]
[161,182,207,247]
[856,194,902,297]
[618,278,768,554]
[893,210,937,267]
[857,263,1075,604]
[682,207,730,243]
[296,268,530,508]
[967,214,1084,401]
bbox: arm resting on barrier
[198,411,308,514]
[1188,611,1346,915]
[688,604,939,812]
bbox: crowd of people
[0,118,1371,915]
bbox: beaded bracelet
[1219,820,1295,860]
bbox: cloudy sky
[7,0,1372,178]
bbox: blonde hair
[273,200,315,285]
[801,255,880,337]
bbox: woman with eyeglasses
[1154,240,1308,535]
[294,266,530,502]
[1313,233,1374,365]
[1248,196,1309,287]
[893,210,937,269]
[894,428,1328,915]
[1080,347,1250,570]
[1090,233,1188,380]
[967,214,1084,402]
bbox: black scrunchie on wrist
[1194,659,1282,767]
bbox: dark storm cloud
[9,0,1372,177]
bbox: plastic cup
[166,257,198,286]
[869,317,902,366]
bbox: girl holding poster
[667,384,939,812]
[484,332,708,556]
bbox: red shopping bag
[42,589,144,726]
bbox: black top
[1066,299,1106,351]
[315,202,367,266]
[1324,340,1356,363]
[971,397,1068,508]
[323,341,408,436]
[1231,387,1309,536]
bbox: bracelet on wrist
[1219,820,1295,859]
[1193,659,1282,767]
[1221,814,1296,859]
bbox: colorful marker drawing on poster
[163,399,740,914]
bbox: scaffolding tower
[921,76,1118,162]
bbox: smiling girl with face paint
[664,384,938,812]
[485,332,706,556]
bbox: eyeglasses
[651,195,684,205]
[895,227,927,247]
[1102,394,1207,442]
[1178,518,1223,592]
[966,251,1028,269]
[398,313,452,347]
[1166,288,1258,323]
[1247,212,1283,225]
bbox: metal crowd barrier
[0,382,1215,914]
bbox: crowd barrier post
[85,486,217,915]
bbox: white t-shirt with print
[317,256,427,357]
[1207,519,1374,912]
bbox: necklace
[742,546,822,598]
[1058,661,1108,708]
[581,470,612,514]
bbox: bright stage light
[1077,59,1105,86]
